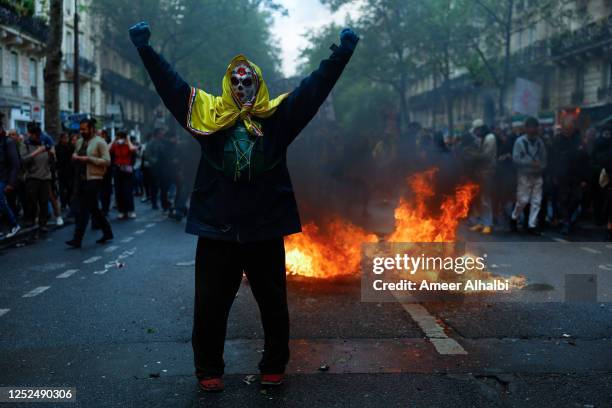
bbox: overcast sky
[271,0,360,77]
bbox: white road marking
[93,269,109,275]
[176,261,195,267]
[134,229,146,235]
[56,269,79,279]
[399,303,467,355]
[104,245,119,253]
[145,223,156,228]
[120,237,134,243]
[0,309,10,317]
[580,247,601,254]
[606,244,612,249]
[83,256,102,264]
[552,237,569,243]
[22,286,51,298]
[118,248,137,259]
[598,264,612,271]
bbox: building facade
[0,3,46,133]
[99,43,157,140]
[408,0,612,131]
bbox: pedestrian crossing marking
[0,309,9,317]
[22,286,50,298]
[398,303,467,355]
[56,269,78,279]
[83,256,102,264]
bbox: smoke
[287,121,476,231]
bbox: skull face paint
[230,62,258,105]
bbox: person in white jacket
[510,116,547,234]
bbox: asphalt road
[0,202,611,408]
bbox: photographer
[19,122,54,233]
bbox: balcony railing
[101,69,155,102]
[551,16,612,59]
[0,84,41,100]
[63,54,97,77]
[0,5,48,42]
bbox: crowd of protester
[0,117,198,244]
[2,115,612,243]
[415,116,612,241]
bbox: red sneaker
[260,374,284,386]
[198,376,224,392]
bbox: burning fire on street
[284,168,526,289]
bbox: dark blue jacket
[0,136,19,186]
[137,44,355,242]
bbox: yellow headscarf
[186,54,289,137]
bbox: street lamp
[73,0,79,114]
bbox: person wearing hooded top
[129,21,359,391]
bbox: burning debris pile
[285,218,378,279]
[285,168,480,279]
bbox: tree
[322,0,422,135]
[92,0,285,94]
[413,0,475,132]
[43,0,62,139]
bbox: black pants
[73,180,113,241]
[193,237,289,378]
[557,182,583,227]
[58,172,73,210]
[142,166,153,200]
[24,178,50,227]
[99,172,113,214]
[114,171,134,213]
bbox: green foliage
[1,0,36,16]
[92,0,284,93]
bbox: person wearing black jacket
[129,21,358,391]
[551,120,591,234]
[55,132,75,211]
[0,126,21,238]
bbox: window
[29,59,38,97]
[528,26,536,46]
[65,0,72,15]
[67,83,74,110]
[10,52,18,86]
[575,65,585,92]
[90,86,96,113]
[66,31,72,51]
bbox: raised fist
[129,21,151,49]
[340,28,359,52]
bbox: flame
[388,168,479,243]
[285,218,378,279]
[285,168,480,279]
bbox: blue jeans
[0,181,17,227]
